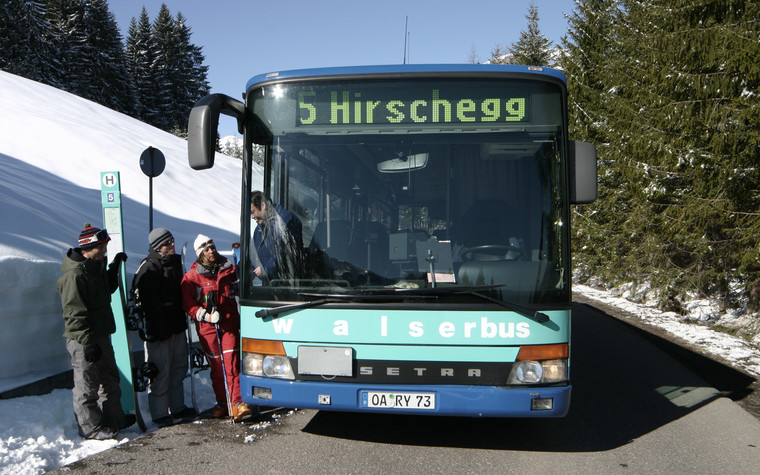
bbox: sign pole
[149,175,153,231]
[140,146,166,233]
[100,171,135,413]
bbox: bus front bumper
[240,375,571,417]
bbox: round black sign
[139,147,166,177]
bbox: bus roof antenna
[403,16,408,64]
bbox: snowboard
[101,171,146,432]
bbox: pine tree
[170,11,209,132]
[566,0,760,311]
[615,0,760,308]
[488,44,510,64]
[509,1,553,66]
[142,4,209,134]
[79,0,135,115]
[125,8,154,122]
[45,0,87,92]
[560,0,619,145]
[147,4,176,131]
[3,1,209,135]
[560,0,625,283]
[0,0,53,83]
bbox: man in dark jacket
[57,224,132,440]
[133,228,194,427]
[250,191,303,284]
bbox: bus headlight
[507,359,567,384]
[263,355,295,379]
[242,352,264,375]
[242,353,295,380]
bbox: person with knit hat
[180,234,252,421]
[57,223,133,440]
[132,228,195,427]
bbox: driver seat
[458,260,542,291]
[451,199,522,249]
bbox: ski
[116,267,147,432]
[232,242,241,266]
[182,241,206,414]
[100,171,146,433]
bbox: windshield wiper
[255,297,336,318]
[254,292,433,319]
[464,291,550,324]
[374,285,551,324]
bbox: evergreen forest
[0,0,209,134]
[560,0,760,328]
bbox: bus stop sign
[139,146,166,177]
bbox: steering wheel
[461,244,526,262]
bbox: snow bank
[0,70,259,390]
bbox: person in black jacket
[57,223,133,440]
[250,190,303,284]
[133,228,195,427]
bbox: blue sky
[108,0,576,136]
[109,0,576,96]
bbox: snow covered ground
[0,70,252,391]
[1,70,758,474]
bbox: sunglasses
[80,229,111,246]
[198,240,215,251]
[162,239,175,247]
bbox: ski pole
[186,313,200,414]
[181,243,200,413]
[215,322,233,421]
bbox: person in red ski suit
[181,234,251,421]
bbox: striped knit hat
[149,228,173,251]
[78,223,110,250]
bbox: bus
[187,64,597,417]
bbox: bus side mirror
[569,140,597,204]
[187,94,245,170]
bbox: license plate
[297,346,353,377]
[361,391,436,410]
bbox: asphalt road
[51,302,760,474]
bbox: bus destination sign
[297,88,529,127]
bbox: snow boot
[85,426,117,440]
[120,414,137,431]
[232,402,251,422]
[211,403,228,418]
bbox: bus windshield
[244,77,569,306]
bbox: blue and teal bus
[187,64,596,417]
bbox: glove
[195,308,207,322]
[206,310,220,324]
[84,345,102,363]
[112,252,127,264]
[195,308,220,324]
[107,252,127,272]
